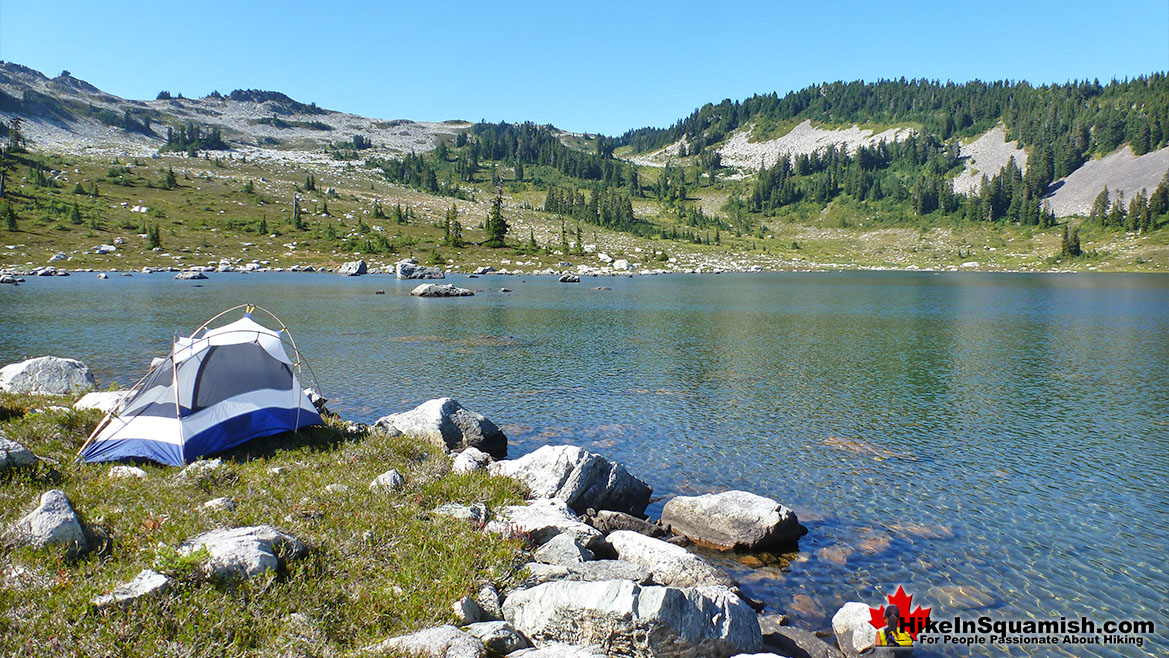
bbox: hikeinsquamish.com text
[913,616,1154,648]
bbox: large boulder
[661,490,806,552]
[0,356,95,396]
[0,436,38,470]
[3,490,88,552]
[396,259,445,279]
[363,625,485,658]
[490,445,651,517]
[606,530,735,588]
[179,525,306,582]
[488,498,603,550]
[831,602,878,658]
[374,398,507,458]
[503,579,762,658]
[339,259,368,276]
[73,390,128,413]
[410,283,474,297]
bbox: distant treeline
[619,76,1169,168]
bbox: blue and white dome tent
[78,305,323,465]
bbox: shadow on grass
[207,418,362,464]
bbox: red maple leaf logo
[868,585,932,641]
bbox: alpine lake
[2,270,1166,656]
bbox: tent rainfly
[79,306,322,465]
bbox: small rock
[0,436,38,470]
[434,503,488,524]
[451,447,492,473]
[514,559,653,589]
[339,259,368,276]
[363,624,485,658]
[3,490,88,552]
[533,533,594,565]
[762,624,843,658]
[91,569,169,608]
[453,595,487,625]
[463,621,530,654]
[108,465,147,479]
[661,490,806,552]
[410,283,473,297]
[374,398,507,458]
[202,496,236,511]
[396,260,445,279]
[509,643,607,657]
[179,525,306,582]
[490,445,651,516]
[174,271,207,280]
[606,530,736,588]
[558,274,580,283]
[832,602,877,658]
[324,483,351,494]
[474,583,502,620]
[174,459,224,484]
[0,356,96,395]
[488,499,603,551]
[585,509,666,537]
[73,391,128,413]
[369,468,405,491]
[267,466,286,476]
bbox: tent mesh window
[190,342,293,413]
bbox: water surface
[2,271,1166,656]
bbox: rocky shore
[1,355,890,658]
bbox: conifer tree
[484,182,507,247]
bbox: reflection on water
[3,271,1167,656]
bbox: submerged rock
[490,445,651,517]
[374,398,507,458]
[661,490,806,551]
[503,579,762,658]
[0,356,95,396]
[4,490,88,552]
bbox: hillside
[2,63,1168,274]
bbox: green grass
[0,391,527,657]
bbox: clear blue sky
[2,1,1166,135]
